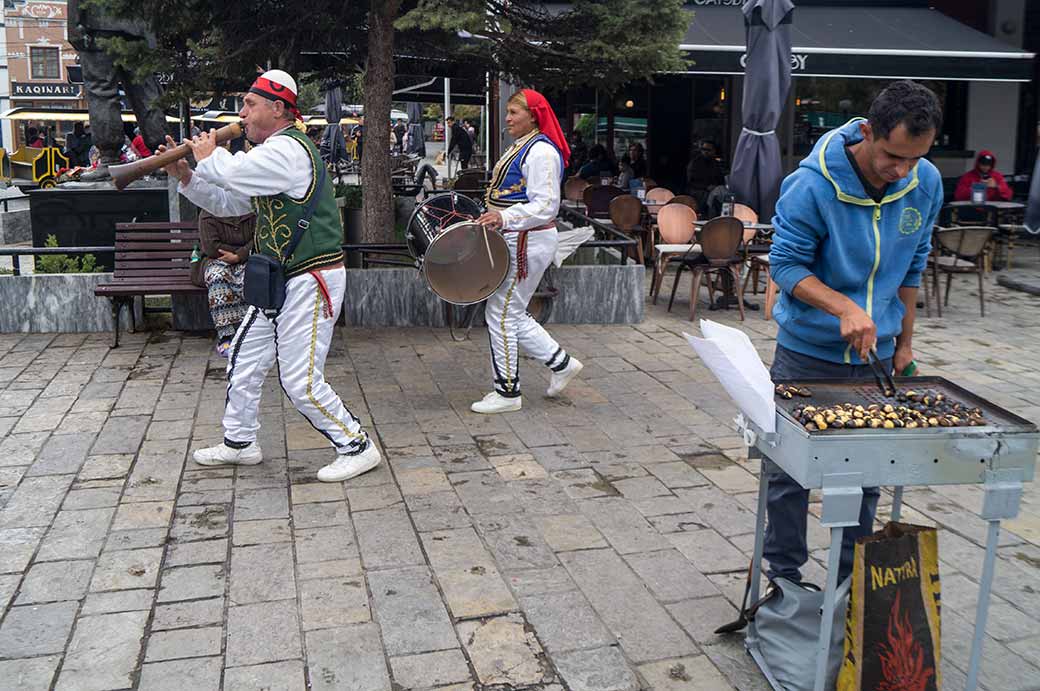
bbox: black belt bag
[244,252,289,310]
[243,162,326,311]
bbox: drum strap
[504,223,554,281]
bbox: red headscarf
[521,89,570,168]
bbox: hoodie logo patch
[899,207,923,235]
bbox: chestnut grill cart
[736,377,1038,691]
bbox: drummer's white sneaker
[471,392,522,414]
[317,443,382,483]
[547,357,583,397]
[193,441,262,466]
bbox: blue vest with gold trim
[485,132,563,210]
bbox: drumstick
[482,225,495,268]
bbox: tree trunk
[361,0,401,244]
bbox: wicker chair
[929,225,994,317]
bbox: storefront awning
[679,7,1034,82]
[0,108,181,123]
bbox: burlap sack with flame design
[838,522,942,691]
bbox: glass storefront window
[792,78,965,157]
[692,77,728,169]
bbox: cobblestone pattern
[0,266,1038,690]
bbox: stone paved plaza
[1,262,1040,690]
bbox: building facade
[2,0,84,148]
[507,0,1037,200]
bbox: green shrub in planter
[35,235,102,274]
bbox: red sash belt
[502,223,554,281]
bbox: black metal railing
[341,206,637,269]
[557,205,639,264]
[0,246,113,276]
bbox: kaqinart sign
[11,82,82,99]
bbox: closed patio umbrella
[320,84,348,165]
[728,0,794,222]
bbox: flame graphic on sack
[876,590,935,691]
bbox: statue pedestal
[29,179,170,272]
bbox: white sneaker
[317,443,382,483]
[470,392,522,414]
[193,441,262,466]
[547,357,583,397]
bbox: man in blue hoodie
[766,80,945,583]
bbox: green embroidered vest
[252,128,344,278]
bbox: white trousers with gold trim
[484,227,568,397]
[223,267,367,452]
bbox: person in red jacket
[130,128,152,159]
[954,150,1013,202]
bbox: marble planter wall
[0,273,132,333]
[343,256,644,327]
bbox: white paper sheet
[685,320,776,433]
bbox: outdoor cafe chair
[732,203,777,318]
[646,186,675,206]
[583,184,625,219]
[667,195,699,214]
[650,202,698,304]
[940,203,1001,272]
[668,216,746,322]
[564,177,590,208]
[929,225,994,318]
[609,194,649,265]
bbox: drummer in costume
[161,69,381,483]
[473,90,583,414]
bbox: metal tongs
[867,347,897,397]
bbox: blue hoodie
[769,119,944,365]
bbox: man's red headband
[250,77,301,120]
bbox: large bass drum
[406,192,510,305]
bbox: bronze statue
[68,0,168,181]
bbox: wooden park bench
[94,221,204,347]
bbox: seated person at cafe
[685,140,725,210]
[953,150,1013,202]
[620,143,647,180]
[578,144,618,182]
[566,131,589,177]
[191,211,256,358]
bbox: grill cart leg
[814,473,864,691]
[966,469,1024,691]
[747,457,770,647]
[890,486,904,522]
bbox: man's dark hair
[588,144,606,159]
[868,80,943,140]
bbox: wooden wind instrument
[110,122,243,190]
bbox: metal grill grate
[772,377,1036,433]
